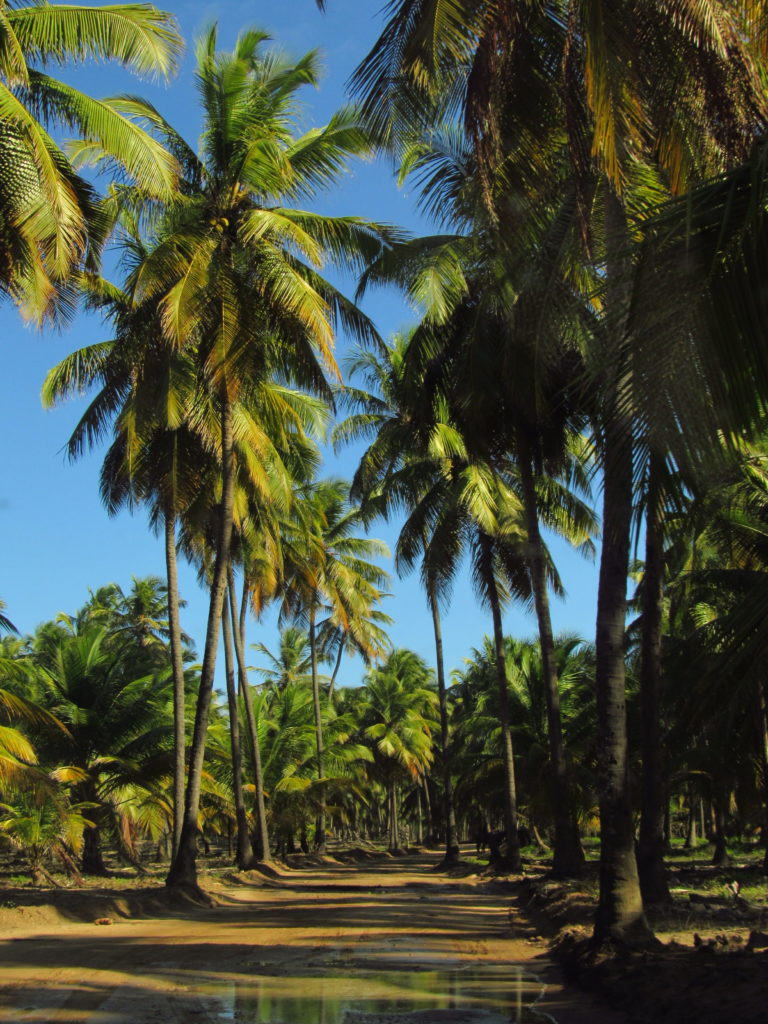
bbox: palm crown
[0,1,182,321]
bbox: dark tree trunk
[756,683,768,874]
[637,450,671,903]
[167,387,236,891]
[684,786,698,849]
[164,506,187,858]
[593,410,651,941]
[592,193,652,946]
[388,780,399,851]
[422,776,436,844]
[222,590,255,870]
[416,785,423,845]
[516,431,584,878]
[82,824,109,876]
[712,788,729,866]
[308,607,326,852]
[479,532,522,872]
[428,581,460,865]
[228,571,271,861]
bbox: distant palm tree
[280,478,389,851]
[253,627,314,691]
[31,626,172,874]
[359,649,437,851]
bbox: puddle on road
[212,967,555,1024]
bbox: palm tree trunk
[637,450,671,903]
[328,637,345,698]
[479,532,522,872]
[428,580,460,865]
[222,591,255,870]
[166,386,236,891]
[516,431,584,877]
[164,504,187,858]
[684,786,698,849]
[308,606,326,852]
[227,570,271,861]
[593,193,652,945]
[389,780,399,851]
[712,786,729,865]
[756,683,768,874]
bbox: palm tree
[352,0,767,944]
[359,649,437,851]
[253,627,314,690]
[30,625,172,874]
[42,256,210,857]
[0,1,182,321]
[47,24,394,888]
[96,27,396,891]
[280,477,390,851]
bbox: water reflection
[218,967,554,1024]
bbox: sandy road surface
[0,853,625,1024]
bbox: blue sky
[0,0,601,685]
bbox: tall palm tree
[351,0,766,943]
[280,477,389,851]
[53,26,396,890]
[0,1,182,321]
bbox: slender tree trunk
[593,193,652,945]
[328,637,345,698]
[422,777,434,844]
[222,591,255,870]
[389,780,399,851]
[428,581,460,865]
[308,606,326,852]
[167,387,236,891]
[516,431,584,877]
[684,786,697,849]
[755,683,768,873]
[416,785,423,845]
[479,532,522,872]
[637,450,671,903]
[228,570,271,861]
[164,505,187,858]
[712,786,729,865]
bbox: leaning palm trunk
[427,581,459,864]
[167,387,237,890]
[222,591,255,870]
[480,533,522,872]
[592,195,652,945]
[227,570,271,861]
[516,434,584,877]
[164,502,187,857]
[328,637,345,698]
[308,607,326,852]
[637,450,671,903]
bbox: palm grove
[3,0,768,952]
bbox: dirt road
[0,853,625,1024]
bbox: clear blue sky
[0,0,601,685]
